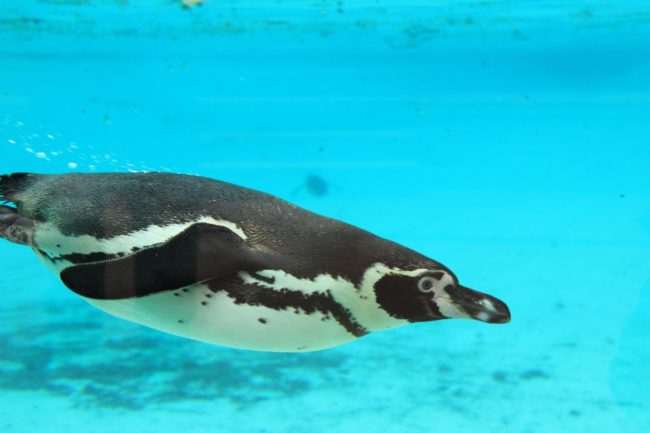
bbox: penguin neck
[346,263,412,332]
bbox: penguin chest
[84,279,361,352]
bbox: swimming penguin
[0,172,510,352]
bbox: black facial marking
[430,271,444,280]
[375,274,443,322]
[206,275,369,337]
[258,318,267,324]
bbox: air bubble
[2,115,171,173]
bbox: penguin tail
[0,173,37,204]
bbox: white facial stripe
[364,263,431,280]
[435,296,470,319]
[34,216,247,255]
[430,273,455,299]
[427,273,470,319]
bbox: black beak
[447,285,511,324]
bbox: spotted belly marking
[86,275,364,352]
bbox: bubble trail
[0,114,175,173]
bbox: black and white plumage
[0,172,510,352]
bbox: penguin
[0,172,510,352]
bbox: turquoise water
[1,1,649,432]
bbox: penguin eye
[417,276,437,293]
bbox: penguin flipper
[60,223,269,300]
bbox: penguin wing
[60,223,271,300]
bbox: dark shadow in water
[292,174,339,198]
[304,174,329,197]
[0,302,349,411]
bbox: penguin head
[372,266,510,325]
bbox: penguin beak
[447,285,511,324]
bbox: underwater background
[1,1,649,432]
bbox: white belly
[84,282,358,352]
